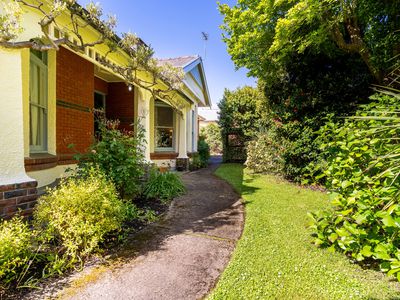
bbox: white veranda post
[135,87,151,161]
[178,106,188,159]
[0,49,34,185]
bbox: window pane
[29,52,48,152]
[30,106,41,146]
[94,92,105,109]
[37,67,41,104]
[156,106,173,127]
[156,128,173,148]
[31,50,47,65]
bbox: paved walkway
[64,157,243,300]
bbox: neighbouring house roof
[157,55,211,108]
[157,55,199,69]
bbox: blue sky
[79,0,256,120]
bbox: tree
[0,0,185,110]
[219,0,400,83]
[218,86,264,162]
[200,123,222,154]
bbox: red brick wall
[106,82,135,131]
[94,77,108,94]
[56,47,94,154]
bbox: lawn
[208,164,400,300]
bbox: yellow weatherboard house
[0,0,211,218]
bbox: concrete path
[64,157,243,300]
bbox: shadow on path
[45,155,244,300]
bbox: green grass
[209,164,400,300]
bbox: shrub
[189,153,203,171]
[34,168,132,264]
[278,117,323,182]
[200,123,222,154]
[0,216,34,290]
[218,86,266,162]
[245,130,284,174]
[143,169,185,203]
[76,118,146,198]
[309,92,400,280]
[198,139,210,167]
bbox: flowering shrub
[76,117,146,198]
[245,131,285,174]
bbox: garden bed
[4,195,172,300]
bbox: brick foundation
[0,181,38,219]
[176,158,189,171]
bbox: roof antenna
[201,31,209,61]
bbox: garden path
[61,156,243,300]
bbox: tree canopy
[219,0,400,83]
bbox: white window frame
[155,100,175,152]
[29,51,48,153]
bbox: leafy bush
[34,168,132,264]
[245,130,284,174]
[219,86,265,162]
[0,216,34,290]
[198,139,210,167]
[189,153,203,171]
[143,169,185,203]
[76,118,146,198]
[278,118,323,182]
[309,92,400,280]
[200,123,222,154]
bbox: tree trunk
[332,22,383,83]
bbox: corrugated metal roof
[157,55,199,68]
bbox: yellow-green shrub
[0,216,33,290]
[34,168,131,263]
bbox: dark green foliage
[75,118,146,198]
[218,86,264,162]
[189,139,210,170]
[143,169,186,203]
[198,139,210,166]
[309,92,400,280]
[246,54,373,182]
[262,54,372,123]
